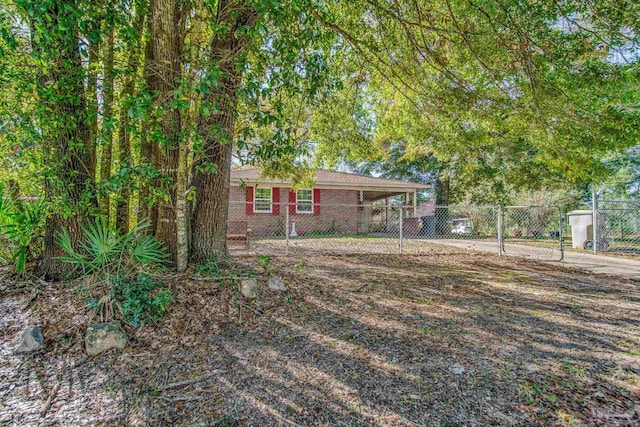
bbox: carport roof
[231,167,429,195]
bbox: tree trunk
[190,0,256,261]
[138,23,156,231]
[138,115,156,229]
[435,175,450,236]
[115,116,131,232]
[175,1,202,272]
[436,176,450,206]
[87,35,99,180]
[176,138,189,272]
[29,0,94,279]
[116,0,147,232]
[149,0,182,262]
[100,27,115,220]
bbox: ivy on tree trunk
[22,0,95,279]
[191,0,256,261]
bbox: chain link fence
[227,201,564,260]
[501,206,563,260]
[594,199,640,255]
[225,195,640,261]
[228,201,407,255]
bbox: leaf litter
[0,249,638,426]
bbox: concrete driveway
[425,239,640,280]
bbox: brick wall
[228,186,362,236]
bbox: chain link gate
[411,205,564,261]
[592,199,640,255]
[500,206,564,261]
[403,205,501,254]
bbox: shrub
[0,183,46,276]
[58,218,167,282]
[60,218,171,327]
[112,273,173,328]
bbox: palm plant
[58,218,168,283]
[0,183,46,276]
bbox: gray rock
[85,321,127,356]
[16,326,44,353]
[450,363,466,375]
[267,276,286,291]
[240,277,259,299]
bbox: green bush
[60,218,171,326]
[58,218,168,282]
[0,183,46,276]
[112,273,173,328]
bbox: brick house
[228,168,429,236]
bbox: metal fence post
[559,208,565,262]
[592,190,598,254]
[497,205,503,256]
[285,203,289,255]
[399,206,403,254]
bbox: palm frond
[131,234,168,266]
[57,218,168,280]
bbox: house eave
[230,179,430,192]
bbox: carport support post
[497,205,503,256]
[592,190,598,254]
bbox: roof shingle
[230,167,429,190]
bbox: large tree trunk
[116,0,147,232]
[99,27,115,220]
[28,0,94,279]
[138,24,156,231]
[86,35,99,179]
[149,0,182,261]
[190,0,256,261]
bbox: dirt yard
[1,248,638,426]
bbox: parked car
[451,219,472,234]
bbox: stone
[85,321,127,356]
[450,363,466,375]
[267,276,286,291]
[239,277,259,299]
[16,326,44,353]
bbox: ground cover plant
[58,218,171,327]
[1,247,638,426]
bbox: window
[254,187,272,213]
[296,189,313,213]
